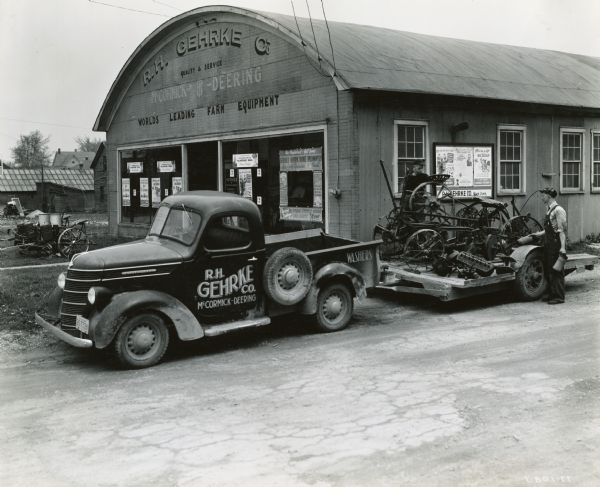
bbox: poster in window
[238,168,253,199]
[313,171,323,208]
[140,178,149,207]
[224,170,238,194]
[122,178,131,206]
[233,153,259,168]
[157,160,175,173]
[151,178,161,208]
[434,144,493,198]
[279,207,323,222]
[473,147,492,186]
[279,148,322,172]
[279,172,288,206]
[172,177,182,194]
[127,161,143,173]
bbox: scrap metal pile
[374,161,542,278]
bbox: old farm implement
[373,160,543,275]
[9,213,90,258]
[372,160,597,301]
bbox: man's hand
[517,235,534,245]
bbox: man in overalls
[519,187,567,304]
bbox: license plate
[75,315,89,334]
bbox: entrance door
[187,142,218,191]
[192,213,264,322]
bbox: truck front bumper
[35,312,93,348]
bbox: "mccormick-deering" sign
[196,265,257,310]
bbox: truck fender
[510,244,543,271]
[89,290,204,349]
[300,262,366,315]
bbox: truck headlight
[87,287,96,304]
[87,286,112,307]
[57,273,66,289]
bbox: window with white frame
[592,131,600,191]
[395,121,427,192]
[561,129,584,191]
[498,126,525,193]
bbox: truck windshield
[149,205,202,245]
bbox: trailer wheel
[315,282,353,332]
[263,247,313,305]
[514,249,547,301]
[113,313,169,369]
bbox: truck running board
[203,317,272,337]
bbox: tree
[11,130,51,168]
[75,135,104,153]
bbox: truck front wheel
[114,313,170,368]
[315,282,353,332]
[514,250,547,301]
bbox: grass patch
[1,214,135,335]
[0,267,61,333]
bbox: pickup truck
[36,191,380,368]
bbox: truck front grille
[60,268,102,334]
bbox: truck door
[193,214,264,322]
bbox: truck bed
[265,228,355,254]
[265,228,381,288]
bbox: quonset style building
[93,6,600,242]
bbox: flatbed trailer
[378,251,598,302]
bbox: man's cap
[540,186,557,198]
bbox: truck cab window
[204,215,252,250]
[149,206,201,245]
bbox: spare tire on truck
[263,247,313,305]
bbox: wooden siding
[356,93,600,242]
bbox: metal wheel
[373,224,403,259]
[315,282,353,332]
[477,206,510,233]
[58,225,89,258]
[407,182,452,212]
[403,229,445,267]
[501,215,543,243]
[114,313,170,368]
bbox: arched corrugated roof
[94,6,600,131]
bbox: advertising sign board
[434,144,493,198]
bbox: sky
[1,0,599,163]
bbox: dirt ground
[0,265,599,486]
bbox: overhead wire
[290,1,330,78]
[87,0,170,17]
[0,116,91,130]
[320,0,342,208]
[305,0,323,62]
[152,0,182,12]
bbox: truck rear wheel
[263,247,313,305]
[514,249,547,301]
[114,313,169,369]
[315,282,353,332]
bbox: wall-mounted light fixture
[450,122,469,143]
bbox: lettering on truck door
[194,214,264,321]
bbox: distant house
[0,167,94,212]
[52,149,96,170]
[90,142,107,212]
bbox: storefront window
[120,146,182,224]
[221,132,324,234]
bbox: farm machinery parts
[4,216,90,258]
[373,160,542,278]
